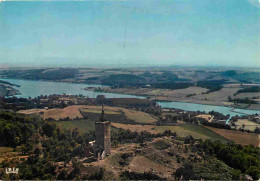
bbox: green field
[80,106,157,124]
[56,119,118,134]
[55,116,228,142]
[56,119,95,134]
[180,124,229,142]
[155,124,229,142]
[80,108,120,114]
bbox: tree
[231,155,247,171]
[246,166,260,180]
[184,135,194,144]
[112,140,119,147]
[175,163,196,180]
[245,155,258,168]
[67,158,82,179]
[254,127,260,134]
[21,144,27,155]
[232,169,241,180]
[57,169,68,180]
[42,122,56,137]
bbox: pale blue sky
[0,0,259,67]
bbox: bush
[120,171,165,180]
[246,166,260,180]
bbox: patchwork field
[234,92,259,99]
[80,106,157,124]
[19,105,157,124]
[43,106,84,120]
[87,83,257,108]
[112,122,259,146]
[111,123,228,142]
[111,123,157,133]
[147,86,208,97]
[155,124,228,142]
[191,87,241,105]
[88,86,208,98]
[205,126,259,147]
[18,105,258,147]
[232,119,260,132]
[19,105,84,120]
[80,108,120,115]
[19,105,158,135]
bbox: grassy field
[97,86,208,98]
[91,84,253,108]
[232,119,260,132]
[43,106,84,120]
[20,105,157,124]
[19,105,158,134]
[80,106,157,124]
[111,122,228,142]
[19,105,258,146]
[56,118,119,134]
[56,119,95,134]
[19,105,85,120]
[121,108,157,124]
[155,124,228,142]
[205,126,259,147]
[111,123,156,133]
[80,108,120,115]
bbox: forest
[0,69,78,81]
[0,111,259,180]
[234,86,260,96]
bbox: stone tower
[95,105,111,155]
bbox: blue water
[0,78,144,99]
[2,78,260,121]
[157,101,260,123]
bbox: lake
[0,78,144,99]
[157,101,260,117]
[1,78,260,119]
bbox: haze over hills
[0,0,259,67]
[0,0,260,180]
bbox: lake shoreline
[1,78,259,112]
[84,87,260,111]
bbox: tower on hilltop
[95,105,111,156]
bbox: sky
[0,0,259,67]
